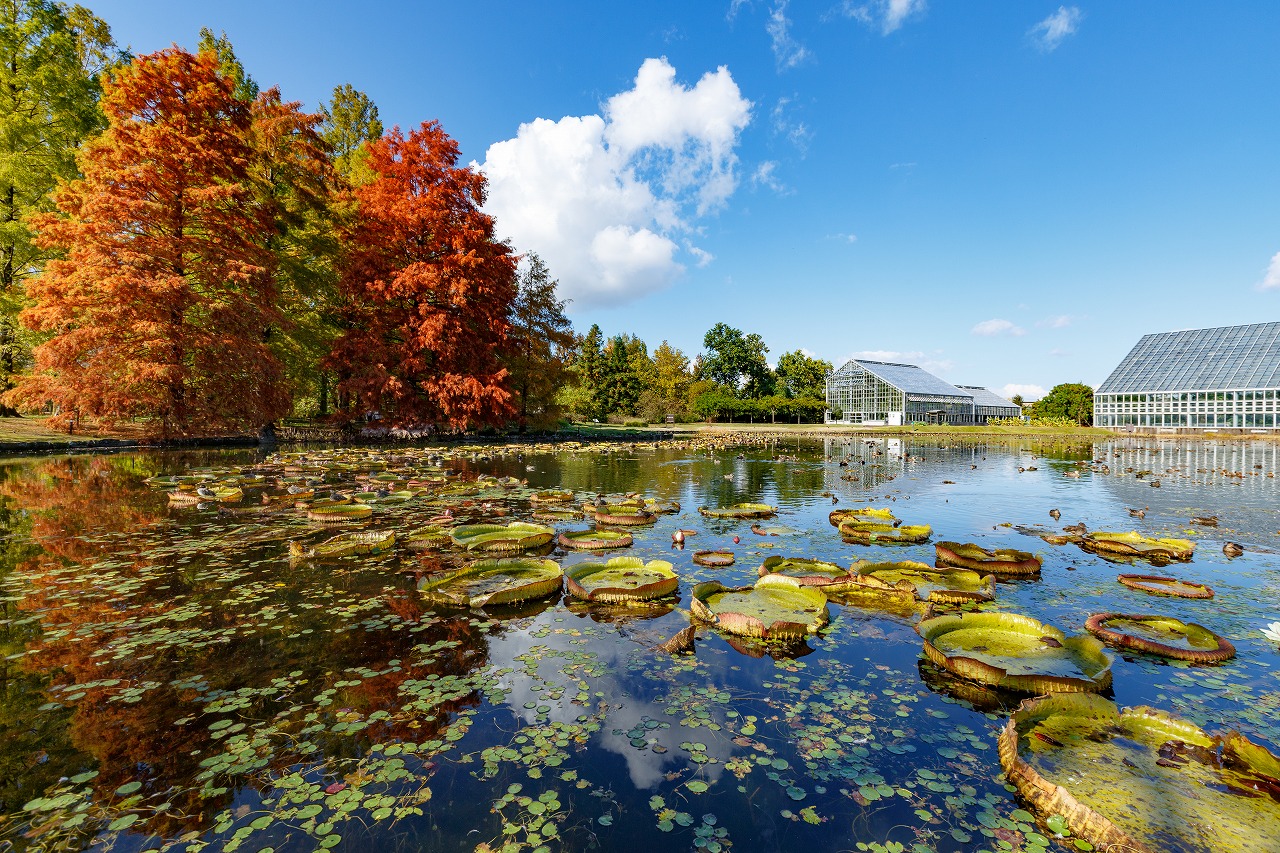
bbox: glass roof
[1097,322,1280,394]
[835,359,970,399]
[954,385,1019,409]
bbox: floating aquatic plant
[1000,692,1280,853]
[417,557,563,608]
[563,557,678,603]
[1083,613,1234,663]
[690,575,829,639]
[917,611,1113,694]
[934,541,1042,576]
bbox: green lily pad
[917,612,1113,694]
[837,519,932,544]
[289,530,395,559]
[850,560,997,604]
[306,503,374,524]
[417,558,563,608]
[698,502,777,519]
[691,575,829,639]
[1116,574,1214,599]
[1081,531,1194,562]
[1083,613,1234,663]
[564,557,678,603]
[557,528,634,550]
[829,506,896,526]
[935,541,1043,576]
[449,522,555,552]
[1000,693,1280,853]
[404,526,453,551]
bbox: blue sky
[89,1,1280,400]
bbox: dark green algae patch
[0,437,1277,853]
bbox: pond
[0,436,1277,853]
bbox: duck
[1049,508,1061,520]
[1223,542,1245,557]
[1128,507,1147,519]
[1190,515,1218,527]
[1063,522,1087,536]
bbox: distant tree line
[557,322,832,425]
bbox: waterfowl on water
[1063,522,1087,535]
[1190,515,1218,527]
[1223,542,1244,557]
[1049,508,1061,520]
[1128,507,1147,519]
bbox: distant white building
[824,359,1020,425]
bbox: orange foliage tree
[5,48,290,436]
[327,122,516,429]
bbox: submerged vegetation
[0,434,1277,853]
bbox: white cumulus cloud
[1030,6,1083,51]
[840,0,927,35]
[479,58,751,308]
[1001,383,1046,402]
[1037,314,1073,328]
[1259,251,1280,291]
[971,318,1027,337]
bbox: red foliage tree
[5,47,290,436]
[327,122,516,429]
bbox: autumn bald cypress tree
[5,48,289,436]
[327,122,516,429]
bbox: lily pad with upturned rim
[916,611,1113,694]
[563,557,678,603]
[417,558,563,608]
[530,488,575,504]
[1084,613,1234,663]
[828,507,896,527]
[838,519,932,544]
[306,503,373,524]
[403,526,453,551]
[449,522,555,552]
[557,528,634,550]
[758,556,850,585]
[690,575,829,639]
[1081,531,1195,562]
[851,560,996,604]
[289,530,395,559]
[693,550,735,567]
[589,505,658,526]
[999,692,1280,853]
[1116,573,1214,599]
[935,541,1042,577]
[698,502,777,519]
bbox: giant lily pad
[306,503,373,524]
[530,488,575,504]
[289,530,395,559]
[758,556,850,585]
[690,575,829,639]
[698,502,777,519]
[851,560,996,604]
[557,528,634,550]
[692,549,735,567]
[917,612,1113,694]
[1117,573,1214,599]
[828,506,896,527]
[935,541,1042,577]
[1084,613,1234,663]
[999,692,1280,853]
[417,558,563,608]
[1081,531,1195,562]
[563,557,678,603]
[403,526,452,551]
[589,505,657,526]
[838,519,932,544]
[449,522,555,552]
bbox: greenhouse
[1094,322,1280,431]
[824,359,1019,425]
